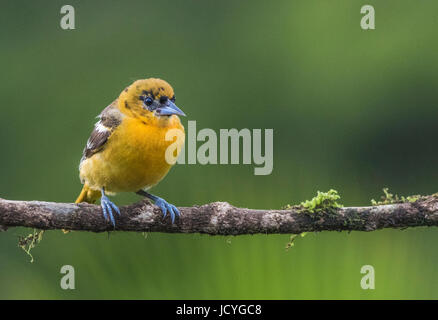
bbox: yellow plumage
[79,114,184,195]
[75,79,185,220]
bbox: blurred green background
[1,0,437,299]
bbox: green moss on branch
[371,188,421,206]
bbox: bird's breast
[82,116,185,193]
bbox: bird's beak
[156,100,186,117]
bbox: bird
[75,78,186,227]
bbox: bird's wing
[80,100,123,162]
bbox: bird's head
[118,78,186,119]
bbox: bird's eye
[144,96,154,106]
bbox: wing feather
[80,100,123,162]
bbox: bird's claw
[154,197,180,224]
[100,195,120,227]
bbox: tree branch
[0,195,437,235]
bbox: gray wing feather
[80,100,123,162]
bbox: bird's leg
[136,190,181,224]
[100,187,120,227]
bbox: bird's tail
[75,184,101,204]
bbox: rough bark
[0,196,437,234]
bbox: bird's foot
[154,197,180,224]
[100,195,120,227]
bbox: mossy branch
[1,192,438,234]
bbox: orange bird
[75,78,185,226]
